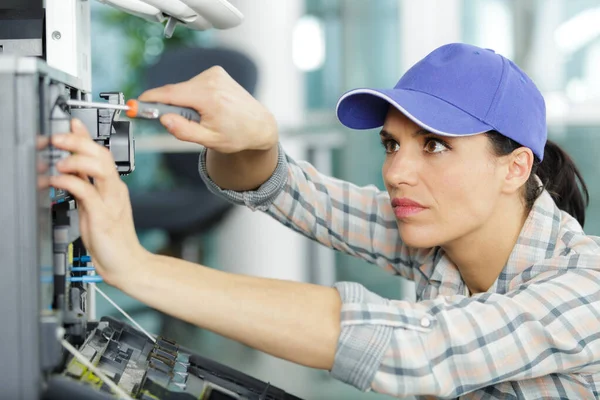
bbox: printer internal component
[46,317,302,400]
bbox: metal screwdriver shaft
[65,98,201,122]
[66,99,129,111]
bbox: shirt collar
[424,189,564,296]
[490,189,563,293]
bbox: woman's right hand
[138,66,278,154]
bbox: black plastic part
[111,120,135,174]
[0,9,44,40]
[0,0,43,9]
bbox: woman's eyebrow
[413,129,433,137]
[379,129,393,140]
[379,128,432,139]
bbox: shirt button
[420,317,431,328]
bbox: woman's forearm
[206,146,279,191]
[116,252,342,370]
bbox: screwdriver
[66,99,201,123]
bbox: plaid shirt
[199,144,600,399]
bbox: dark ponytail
[486,131,590,227]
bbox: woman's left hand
[50,119,149,287]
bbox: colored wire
[70,267,96,272]
[40,276,103,284]
[69,276,103,283]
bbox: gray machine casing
[0,56,85,399]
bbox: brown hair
[486,131,589,227]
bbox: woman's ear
[502,147,534,194]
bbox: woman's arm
[329,265,600,398]
[116,252,342,370]
[199,144,419,280]
[205,146,279,191]
[137,66,281,192]
[49,120,342,370]
[138,67,420,278]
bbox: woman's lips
[391,197,427,218]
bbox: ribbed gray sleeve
[197,143,289,212]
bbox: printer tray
[42,316,303,400]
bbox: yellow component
[65,356,125,396]
[68,243,73,265]
[199,387,208,400]
[139,390,161,400]
[81,370,103,389]
[65,359,87,378]
[199,385,212,400]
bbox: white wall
[212,139,310,282]
[210,1,311,283]
[400,0,462,69]
[213,0,306,129]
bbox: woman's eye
[424,139,449,154]
[381,139,400,154]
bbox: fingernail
[72,118,82,129]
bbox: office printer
[0,1,302,399]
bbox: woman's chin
[398,224,441,248]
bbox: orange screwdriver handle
[126,100,201,123]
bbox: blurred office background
[91,1,600,398]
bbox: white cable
[59,333,134,400]
[93,285,156,343]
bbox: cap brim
[336,88,494,136]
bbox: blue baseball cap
[336,43,547,160]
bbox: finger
[70,118,91,138]
[56,154,117,194]
[50,174,103,211]
[37,135,50,151]
[78,172,91,183]
[51,130,113,167]
[159,114,221,146]
[38,175,50,191]
[51,118,90,140]
[138,81,201,109]
[71,119,110,185]
[37,160,49,174]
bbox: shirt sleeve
[198,143,418,279]
[330,257,600,398]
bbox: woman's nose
[383,149,420,188]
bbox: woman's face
[381,107,506,248]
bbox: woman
[50,43,600,398]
